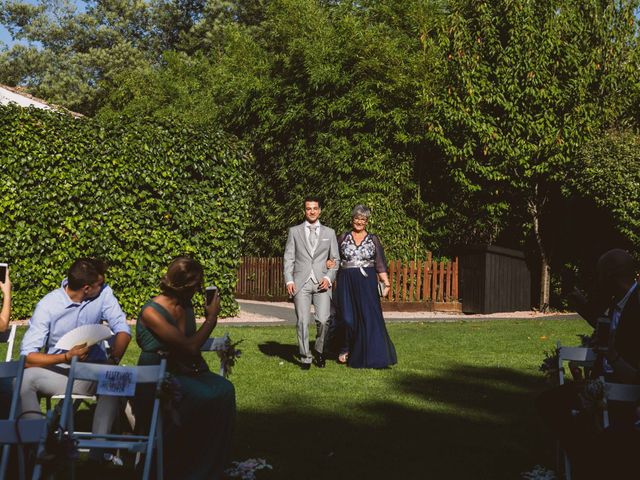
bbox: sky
[0,26,15,48]
[0,0,86,48]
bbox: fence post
[423,252,431,301]
[452,257,459,301]
[394,259,402,301]
[415,260,422,302]
[445,260,452,302]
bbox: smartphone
[0,263,7,283]
[205,286,218,306]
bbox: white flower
[521,465,556,480]
[225,458,273,480]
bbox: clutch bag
[377,281,386,297]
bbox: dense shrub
[0,105,252,319]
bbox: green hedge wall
[0,105,252,319]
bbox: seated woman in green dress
[135,256,235,480]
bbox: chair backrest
[0,356,26,421]
[0,356,28,480]
[600,377,640,429]
[557,343,596,385]
[59,358,166,432]
[0,325,17,362]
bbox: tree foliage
[569,131,640,248]
[425,0,640,308]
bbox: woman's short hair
[351,205,371,220]
[160,256,204,299]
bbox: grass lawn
[2,318,590,479]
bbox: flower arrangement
[225,458,272,479]
[217,336,243,378]
[579,377,606,410]
[539,347,560,383]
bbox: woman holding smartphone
[135,256,235,480]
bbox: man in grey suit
[284,196,339,369]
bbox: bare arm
[377,272,391,298]
[0,269,10,332]
[26,343,89,368]
[110,331,131,361]
[140,292,221,356]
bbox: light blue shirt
[20,279,130,362]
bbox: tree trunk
[528,194,550,312]
[539,257,551,313]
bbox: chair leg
[0,444,11,480]
[563,451,572,480]
[17,446,26,480]
[156,420,163,480]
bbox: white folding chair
[0,355,50,480]
[0,325,17,361]
[201,333,231,377]
[59,357,166,480]
[555,343,596,480]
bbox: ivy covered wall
[0,105,252,318]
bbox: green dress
[135,300,236,480]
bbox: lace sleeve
[336,232,347,257]
[371,234,388,273]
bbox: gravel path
[10,299,579,326]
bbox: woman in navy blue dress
[335,205,397,368]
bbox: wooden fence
[235,253,461,312]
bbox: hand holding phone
[205,286,219,306]
[204,286,221,321]
[0,264,9,297]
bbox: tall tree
[0,0,233,114]
[425,0,639,310]
[101,0,446,258]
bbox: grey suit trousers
[20,365,119,439]
[294,279,332,363]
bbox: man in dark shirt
[537,249,640,479]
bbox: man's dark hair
[303,196,322,208]
[67,258,107,290]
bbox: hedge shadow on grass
[233,364,553,480]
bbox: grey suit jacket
[283,222,339,294]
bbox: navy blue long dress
[336,232,397,369]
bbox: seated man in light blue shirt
[20,258,131,455]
